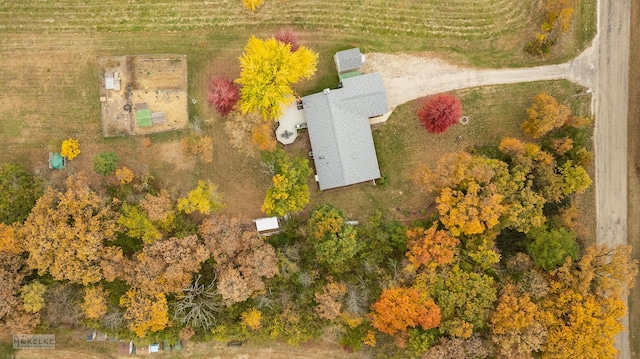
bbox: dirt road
[364,0,632,356]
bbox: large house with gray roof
[302,72,387,190]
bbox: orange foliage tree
[182,133,214,163]
[0,223,22,254]
[405,225,459,270]
[370,287,441,337]
[115,167,135,185]
[251,122,277,151]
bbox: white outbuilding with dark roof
[302,72,388,190]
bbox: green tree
[236,36,318,120]
[261,148,312,216]
[118,203,161,244]
[527,226,579,271]
[307,204,358,272]
[20,281,46,313]
[93,151,120,175]
[177,180,225,215]
[559,160,592,196]
[0,163,42,224]
[431,266,497,338]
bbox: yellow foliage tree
[21,174,121,285]
[177,180,225,215]
[0,223,22,254]
[20,281,46,313]
[521,93,570,139]
[241,308,262,331]
[115,167,135,185]
[539,245,638,359]
[491,284,547,358]
[236,36,318,120]
[437,182,504,237]
[82,285,108,320]
[120,289,170,338]
[261,149,312,216]
[415,152,509,237]
[242,0,264,12]
[60,138,81,160]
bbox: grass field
[0,0,595,67]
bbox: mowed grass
[0,0,595,67]
[310,80,595,227]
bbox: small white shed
[253,217,281,236]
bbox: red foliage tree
[207,77,240,116]
[274,28,299,52]
[417,93,462,134]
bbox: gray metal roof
[302,73,388,190]
[334,48,364,73]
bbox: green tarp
[136,109,153,127]
[50,153,65,169]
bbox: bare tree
[173,275,222,331]
[42,284,82,328]
[103,306,125,331]
[345,279,370,317]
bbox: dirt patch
[99,55,189,137]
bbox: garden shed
[334,48,364,74]
[253,217,281,236]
